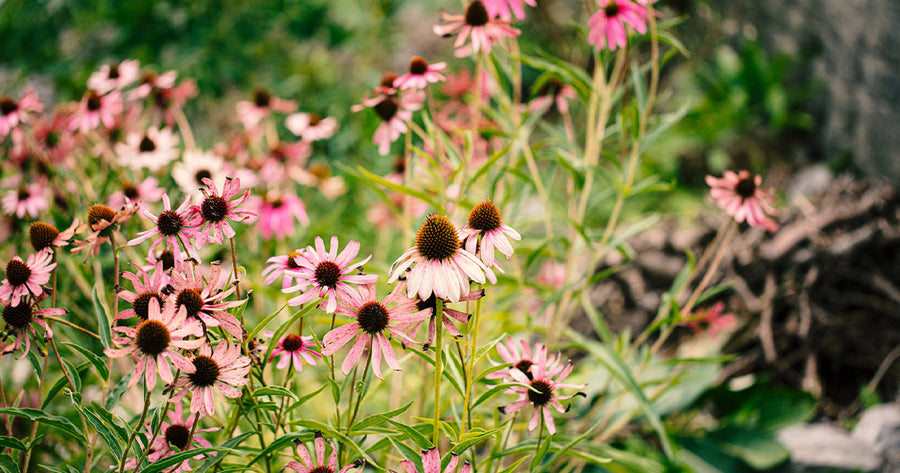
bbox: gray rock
[778,423,881,471]
[853,404,900,473]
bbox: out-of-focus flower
[353,80,423,156]
[115,127,180,172]
[172,149,227,203]
[394,56,448,90]
[481,0,537,20]
[432,0,521,58]
[528,78,578,115]
[705,170,779,232]
[108,177,165,210]
[285,112,339,141]
[169,340,251,418]
[680,301,738,338]
[0,250,55,306]
[283,236,378,314]
[236,87,297,131]
[0,91,42,138]
[400,447,471,473]
[70,90,123,133]
[2,178,49,219]
[1,291,62,359]
[253,192,309,241]
[87,59,141,93]
[587,0,649,51]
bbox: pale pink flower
[285,112,339,141]
[128,70,178,101]
[680,302,738,338]
[0,250,54,307]
[705,170,779,232]
[87,59,141,93]
[394,56,448,90]
[252,192,309,240]
[498,347,586,435]
[1,291,62,359]
[31,111,79,164]
[172,149,227,202]
[291,164,346,199]
[70,90,123,133]
[283,236,378,314]
[122,402,217,473]
[400,447,471,473]
[395,284,484,349]
[128,193,201,262]
[0,91,42,138]
[587,1,649,51]
[388,215,487,303]
[152,79,199,127]
[169,340,251,418]
[114,126,180,172]
[261,249,307,290]
[321,283,429,379]
[258,141,311,185]
[536,261,566,288]
[2,178,49,219]
[432,0,521,58]
[108,176,165,210]
[168,261,246,339]
[353,86,423,156]
[266,332,322,371]
[236,88,297,131]
[486,338,558,381]
[29,219,80,252]
[104,298,202,389]
[458,201,520,267]
[190,177,256,247]
[114,262,169,322]
[284,431,364,473]
[481,0,536,20]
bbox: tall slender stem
[432,298,445,447]
[461,291,483,431]
[230,237,243,301]
[119,386,152,473]
[346,346,373,434]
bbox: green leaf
[286,385,326,413]
[472,384,515,409]
[350,400,413,432]
[42,363,89,409]
[354,166,444,215]
[73,402,126,459]
[62,342,109,381]
[192,432,253,473]
[142,447,233,473]
[387,419,432,449]
[0,436,26,451]
[496,455,528,473]
[245,301,289,341]
[105,373,130,410]
[715,429,790,470]
[293,420,379,469]
[387,436,422,472]
[531,434,553,471]
[91,286,112,349]
[0,408,86,444]
[0,454,19,473]
[452,426,506,455]
[252,386,299,402]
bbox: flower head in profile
[529,77,578,115]
[433,0,521,58]
[285,112,340,141]
[2,178,49,219]
[389,215,487,303]
[395,284,484,349]
[283,236,378,314]
[262,249,307,290]
[169,340,251,418]
[680,301,738,338]
[459,200,521,267]
[71,203,138,257]
[29,219,80,252]
[128,193,201,263]
[399,447,471,473]
[498,347,586,435]
[1,291,62,359]
[122,401,217,473]
[321,283,429,379]
[266,331,322,371]
[481,0,537,20]
[284,431,364,473]
[104,298,202,389]
[115,262,169,323]
[168,261,246,339]
[0,250,55,307]
[394,56,448,90]
[190,177,256,247]
[0,91,42,138]
[705,170,779,232]
[253,192,310,241]
[588,0,649,51]
[87,59,141,93]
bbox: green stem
[119,385,151,473]
[345,345,373,434]
[461,291,483,431]
[530,415,545,472]
[433,298,445,447]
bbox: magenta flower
[115,262,169,322]
[70,90,123,133]
[122,402,217,473]
[322,283,428,379]
[587,1,649,51]
[253,192,310,240]
[128,193,201,263]
[283,236,378,314]
[285,112,340,141]
[458,201,520,267]
[2,178,49,219]
[168,261,246,339]
[87,59,141,93]
[0,250,54,307]
[190,177,256,247]
[388,215,487,303]
[1,291,62,359]
[485,338,558,381]
[400,448,471,473]
[705,170,779,232]
[104,298,202,389]
[394,56,448,90]
[498,347,586,435]
[284,431,364,473]
[262,249,307,290]
[432,0,521,58]
[481,0,536,20]
[266,331,322,371]
[680,301,738,338]
[29,219,80,252]
[169,340,251,418]
[0,91,42,138]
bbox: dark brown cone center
[86,91,102,111]
[467,201,502,232]
[282,334,305,352]
[0,97,17,116]
[5,259,32,287]
[176,289,204,319]
[735,177,757,199]
[188,355,220,387]
[358,302,389,334]
[527,379,553,406]
[30,221,59,251]
[123,182,140,200]
[107,64,121,80]
[416,215,459,261]
[135,319,171,356]
[133,292,164,320]
[139,135,156,153]
[314,261,341,289]
[165,423,190,450]
[409,56,429,75]
[156,210,184,236]
[254,88,272,108]
[195,170,212,185]
[373,98,399,122]
[465,0,489,26]
[514,359,534,379]
[201,195,228,223]
[604,1,620,17]
[2,301,32,329]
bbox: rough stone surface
[778,424,881,471]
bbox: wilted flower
[236,87,297,131]
[29,220,79,252]
[70,90,122,133]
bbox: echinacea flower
[432,0,521,58]
[115,127,180,172]
[459,200,520,267]
[128,193,201,262]
[71,203,138,256]
[680,301,738,338]
[388,215,487,303]
[529,78,578,115]
[0,91,42,138]
[2,179,49,219]
[283,236,379,314]
[104,298,202,389]
[284,431,364,473]
[1,291,61,359]
[498,347,586,435]
[190,177,256,247]
[485,337,557,381]
[31,111,79,164]
[87,59,141,93]
[481,0,537,20]
[285,112,340,141]
[236,87,297,131]
[587,1,649,51]
[29,219,80,252]
[168,261,246,339]
[705,170,779,232]
[262,249,307,290]
[0,250,55,307]
[108,176,165,210]
[399,447,471,473]
[353,86,423,156]
[172,149,227,202]
[393,56,447,90]
[266,331,322,371]
[322,283,428,379]
[253,192,310,240]
[115,262,169,322]
[70,90,123,133]
[169,340,251,418]
[395,285,484,349]
[122,401,217,473]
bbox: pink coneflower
[114,127,180,172]
[284,431,364,473]
[394,56,448,90]
[114,262,169,322]
[1,292,62,359]
[529,78,578,115]
[262,249,307,290]
[388,215,487,303]
[236,87,297,131]
[190,177,256,247]
[31,111,79,164]
[498,348,586,435]
[266,331,322,371]
[87,59,141,93]
[172,149,227,202]
[680,301,738,338]
[128,70,178,101]
[169,340,251,418]
[459,201,520,267]
[0,91,42,138]
[481,0,537,20]
[485,338,557,381]
[71,203,138,256]
[168,261,245,339]
[104,298,202,389]
[587,1,649,51]
[253,192,310,240]
[0,250,54,307]
[705,170,779,232]
[108,176,165,210]
[285,112,340,141]
[128,194,201,262]
[283,236,378,314]
[70,90,123,133]
[321,283,428,379]
[353,85,423,156]
[400,447,471,473]
[433,0,521,58]
[122,402,217,473]
[292,163,347,200]
[2,179,49,219]
[29,220,79,252]
[395,285,484,349]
